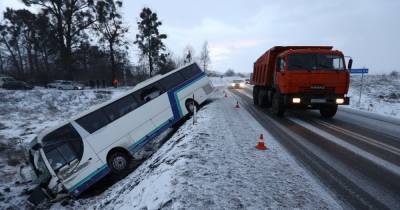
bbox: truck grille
[300,86,335,94]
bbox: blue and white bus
[27,63,214,202]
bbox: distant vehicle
[230,79,246,89]
[252,46,352,118]
[245,79,251,84]
[0,76,16,87]
[48,80,84,90]
[2,80,33,90]
[26,63,214,204]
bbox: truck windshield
[288,54,344,70]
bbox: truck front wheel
[320,105,338,118]
[271,92,285,116]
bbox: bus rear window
[77,109,110,133]
[180,64,201,79]
[159,72,185,89]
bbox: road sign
[350,68,368,74]
[349,68,369,106]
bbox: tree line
[0,0,211,86]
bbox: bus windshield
[42,124,84,172]
[32,150,52,183]
[287,54,344,70]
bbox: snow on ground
[0,87,128,209]
[66,89,341,209]
[348,74,400,118]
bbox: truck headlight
[240,83,245,87]
[231,83,235,87]
[292,98,301,103]
[336,98,344,104]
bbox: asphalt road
[229,86,400,209]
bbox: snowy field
[347,74,400,118]
[0,85,340,209]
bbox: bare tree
[134,7,168,77]
[199,41,210,72]
[22,0,97,79]
[183,44,195,64]
[94,0,128,85]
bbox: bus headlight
[292,98,301,104]
[336,98,344,104]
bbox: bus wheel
[185,100,199,115]
[107,151,131,177]
[320,105,338,118]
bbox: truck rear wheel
[320,105,338,118]
[271,91,285,116]
[253,86,259,105]
[258,90,267,107]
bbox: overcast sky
[1,0,399,74]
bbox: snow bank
[348,74,400,118]
[70,89,340,209]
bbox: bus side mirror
[348,59,353,70]
[32,143,42,151]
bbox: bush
[224,69,235,77]
[389,71,399,77]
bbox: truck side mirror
[348,59,353,70]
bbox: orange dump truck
[252,46,352,118]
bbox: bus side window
[76,109,110,133]
[138,83,165,103]
[180,64,201,79]
[102,95,139,122]
[159,72,185,90]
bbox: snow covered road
[230,86,400,209]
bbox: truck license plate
[311,98,326,103]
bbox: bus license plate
[311,98,326,103]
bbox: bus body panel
[175,76,209,117]
[61,139,107,196]
[150,106,174,130]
